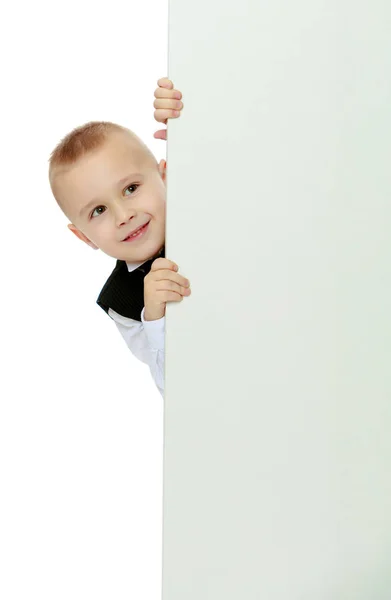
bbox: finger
[153,129,167,140]
[150,258,178,271]
[155,280,190,296]
[154,87,182,100]
[154,109,180,122]
[157,77,174,89]
[154,98,183,110]
[153,270,190,288]
[160,291,184,302]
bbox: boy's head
[49,122,166,263]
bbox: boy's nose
[117,215,133,227]
[114,206,135,227]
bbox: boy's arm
[109,257,190,396]
[109,308,165,396]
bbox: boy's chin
[105,241,164,263]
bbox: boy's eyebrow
[117,173,143,185]
[78,173,143,217]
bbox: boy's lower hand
[153,78,183,141]
[144,258,191,321]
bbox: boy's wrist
[144,306,165,321]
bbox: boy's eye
[124,184,139,196]
[91,205,106,219]
[89,184,139,219]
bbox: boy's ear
[158,159,167,183]
[67,224,98,249]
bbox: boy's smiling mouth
[122,221,150,242]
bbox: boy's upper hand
[144,258,191,321]
[153,78,183,141]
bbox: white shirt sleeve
[108,307,165,396]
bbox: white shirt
[107,259,165,396]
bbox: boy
[48,78,190,397]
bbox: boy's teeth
[123,222,149,241]
[130,227,141,237]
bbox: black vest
[96,246,165,322]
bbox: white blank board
[163,1,391,598]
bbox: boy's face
[52,130,166,263]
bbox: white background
[0,2,167,598]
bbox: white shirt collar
[125,247,164,273]
[125,260,146,273]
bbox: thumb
[154,129,167,140]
